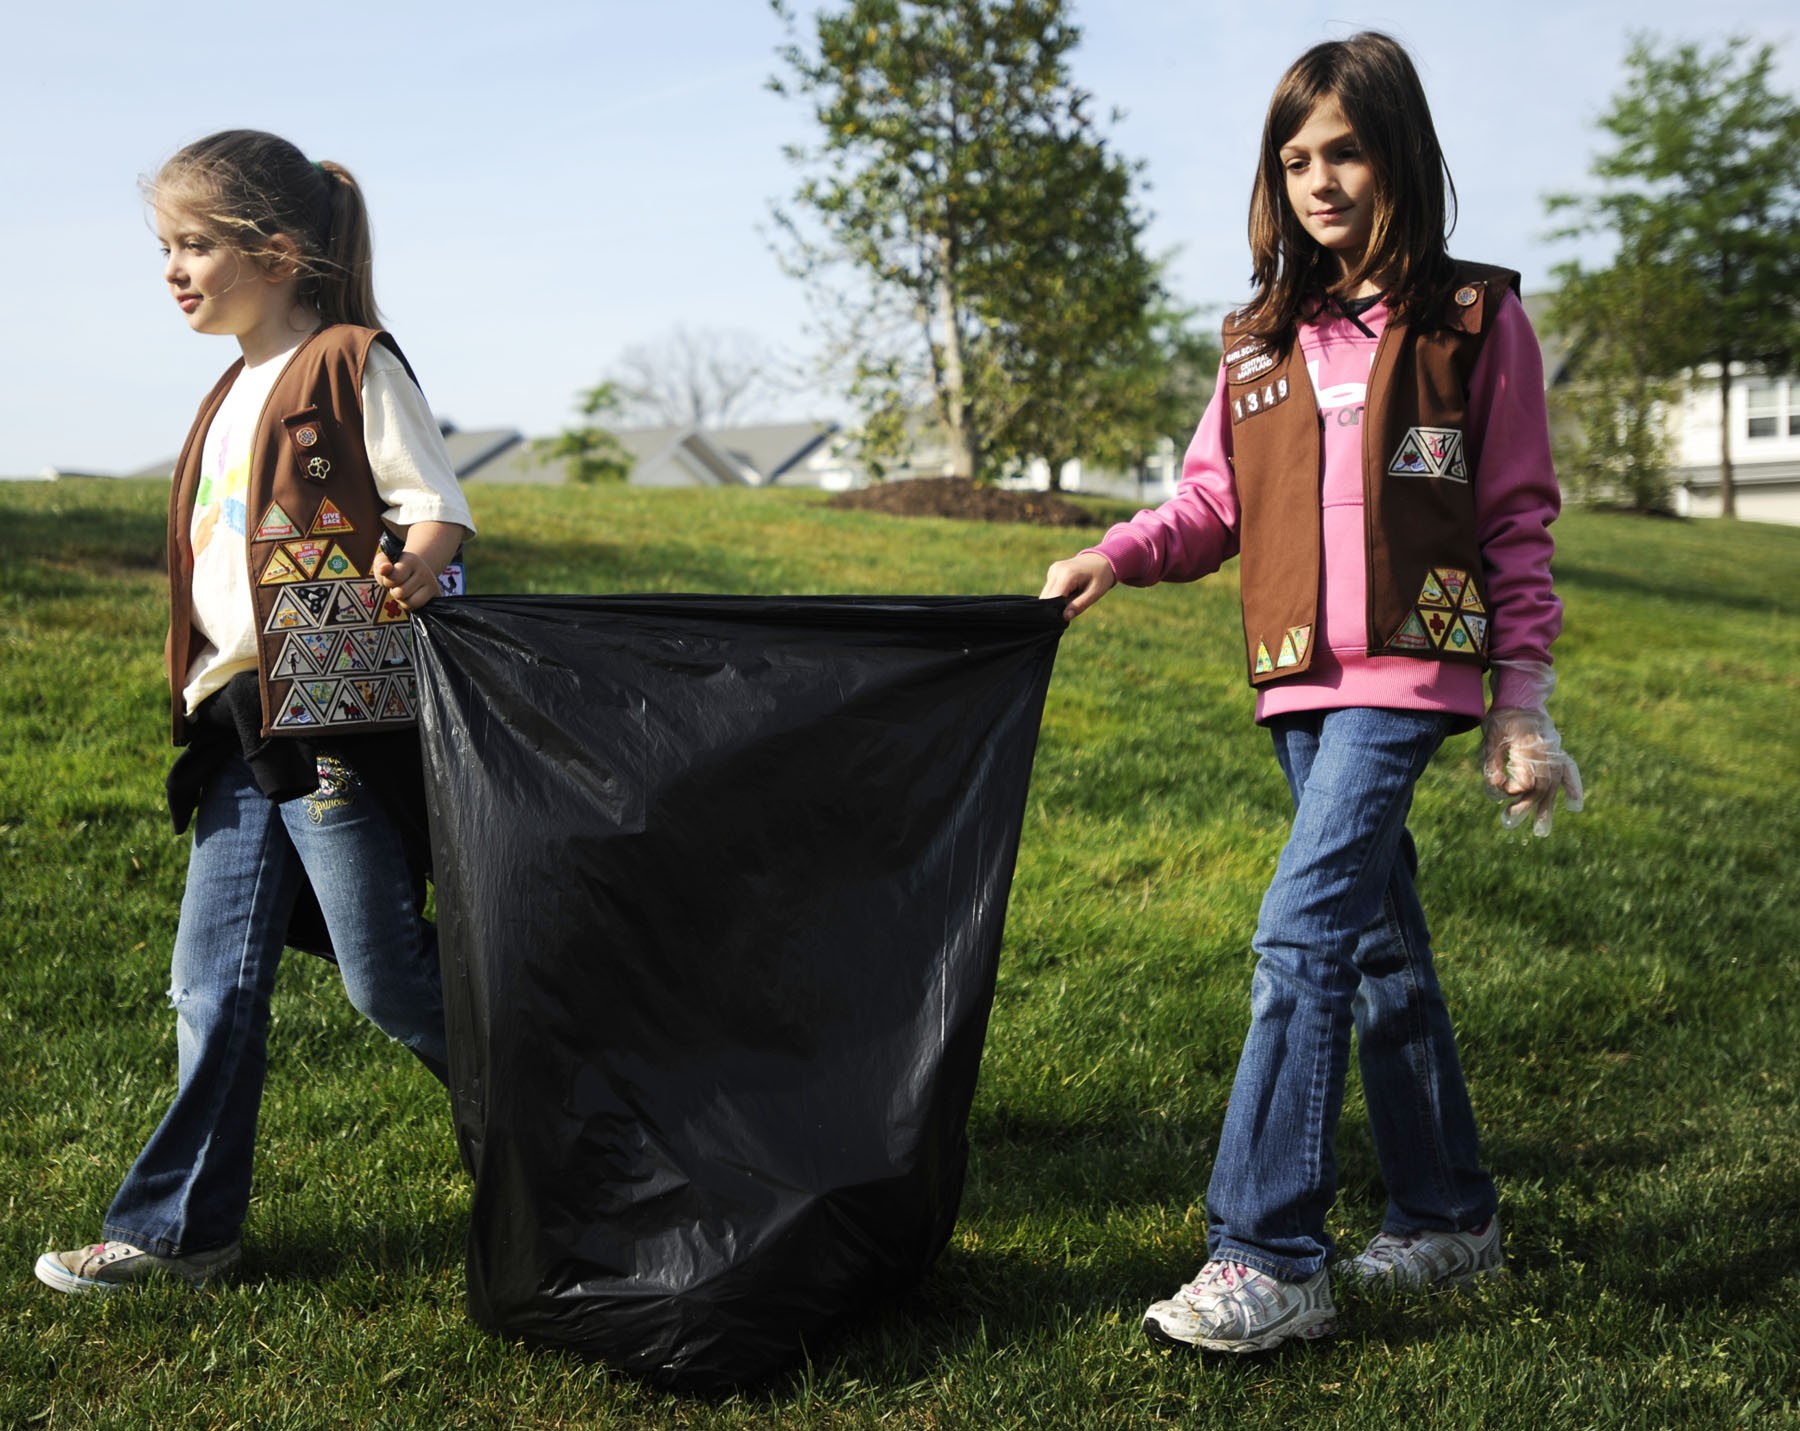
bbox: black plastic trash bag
[411,594,1064,1389]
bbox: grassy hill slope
[2,480,1796,1428]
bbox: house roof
[713,422,840,483]
[100,418,842,490]
[439,427,524,477]
[460,420,842,487]
[114,424,526,486]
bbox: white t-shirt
[183,336,476,715]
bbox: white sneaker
[1143,1259,1337,1353]
[34,1239,241,1294]
[1347,1218,1504,1288]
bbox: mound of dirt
[825,477,1113,528]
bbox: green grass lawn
[2,479,1797,1429]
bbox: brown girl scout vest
[166,325,430,743]
[1222,262,1521,687]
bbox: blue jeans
[1205,707,1497,1281]
[104,750,448,1257]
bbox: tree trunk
[935,256,976,482]
[1717,363,1737,518]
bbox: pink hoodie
[1089,291,1562,722]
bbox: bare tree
[608,327,782,428]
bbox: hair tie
[312,160,325,172]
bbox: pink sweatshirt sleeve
[1467,293,1564,709]
[1087,363,1240,585]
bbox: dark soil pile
[825,477,1114,528]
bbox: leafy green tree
[532,381,635,485]
[1140,302,1222,462]
[995,290,1219,488]
[1549,35,1800,517]
[771,0,1167,484]
[1547,261,1682,512]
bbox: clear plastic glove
[1482,659,1583,837]
[1481,706,1584,837]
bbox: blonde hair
[1236,32,1456,344]
[147,129,381,328]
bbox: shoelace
[1183,1260,1253,1298]
[1362,1234,1416,1265]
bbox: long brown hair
[147,130,381,328]
[1236,32,1456,343]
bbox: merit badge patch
[1387,427,1468,481]
[1386,567,1489,658]
[253,502,302,542]
[1275,624,1311,669]
[1253,623,1313,677]
[309,499,355,537]
[258,546,305,586]
[317,544,363,581]
[259,567,419,731]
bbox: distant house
[1524,292,1800,526]
[438,424,526,479]
[459,420,853,491]
[1666,368,1800,523]
[95,419,852,493]
[87,422,528,488]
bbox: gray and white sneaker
[34,1239,241,1294]
[1143,1259,1337,1353]
[1347,1218,1504,1288]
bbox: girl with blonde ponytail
[34,129,475,1295]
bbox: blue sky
[2,0,1795,476]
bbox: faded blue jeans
[1205,707,1498,1282]
[104,749,448,1258]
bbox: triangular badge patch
[253,502,302,542]
[271,680,323,729]
[298,631,337,667]
[291,584,334,623]
[258,547,304,586]
[318,544,364,581]
[271,634,323,679]
[263,589,313,632]
[284,540,328,580]
[324,586,373,627]
[379,627,416,669]
[1387,434,1429,476]
[332,629,384,673]
[1254,641,1274,675]
[1390,611,1434,651]
[308,499,355,537]
[328,684,374,725]
[379,682,415,721]
[1285,625,1310,665]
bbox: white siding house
[1670,368,1800,524]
